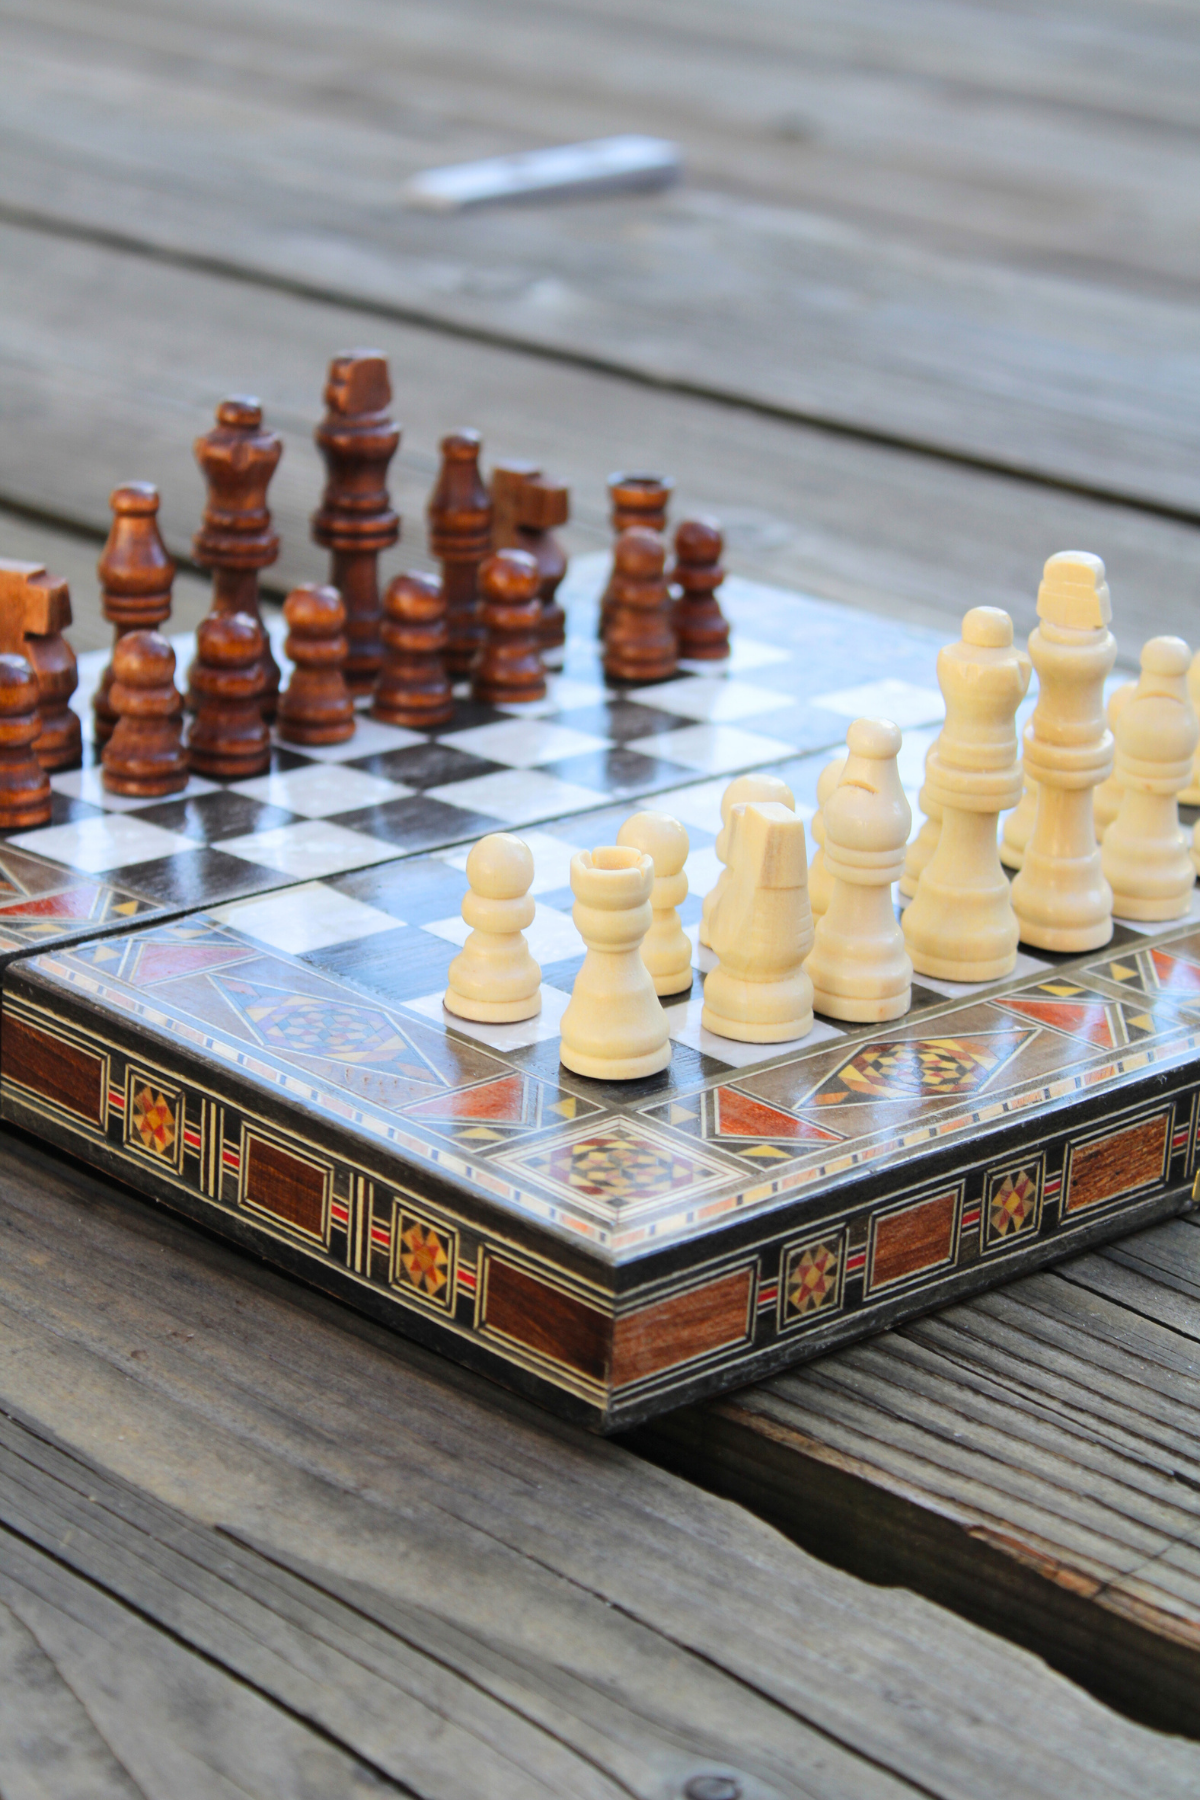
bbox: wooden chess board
[2,559,1197,1430]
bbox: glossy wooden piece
[673,517,730,661]
[0,654,51,827]
[489,458,541,549]
[601,471,672,634]
[472,550,546,705]
[428,430,492,678]
[514,473,569,650]
[191,396,282,715]
[186,612,270,779]
[373,572,454,729]
[0,560,82,773]
[311,350,401,695]
[277,584,355,746]
[102,630,188,797]
[603,527,678,684]
[94,483,175,744]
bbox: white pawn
[617,810,692,995]
[1093,681,1136,838]
[902,607,1031,982]
[1102,636,1198,920]
[1181,649,1200,804]
[559,845,670,1080]
[899,743,941,900]
[1000,771,1038,871]
[702,801,813,1042]
[807,754,846,919]
[699,772,794,948]
[805,719,912,1022]
[444,833,541,1022]
[1011,552,1118,953]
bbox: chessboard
[3,551,1199,1430]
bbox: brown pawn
[186,613,270,779]
[311,351,401,696]
[278,585,355,746]
[514,474,569,651]
[672,518,730,661]
[94,483,176,744]
[373,573,454,729]
[191,396,282,716]
[473,550,546,705]
[600,471,672,636]
[0,559,82,771]
[604,528,677,685]
[102,631,187,797]
[490,459,541,549]
[428,431,492,678]
[0,655,51,827]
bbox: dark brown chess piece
[278,584,355,746]
[514,474,569,651]
[311,350,401,696]
[102,631,188,797]
[373,572,454,729]
[603,528,678,685]
[191,396,282,716]
[600,471,672,637]
[94,483,176,744]
[0,559,82,771]
[472,549,546,705]
[0,654,51,827]
[672,517,730,661]
[490,459,541,549]
[428,431,492,679]
[186,612,271,779]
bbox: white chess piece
[702,801,814,1042]
[899,743,941,900]
[1102,636,1198,921]
[1011,552,1118,953]
[1000,771,1038,871]
[1181,649,1200,805]
[559,845,671,1080]
[1093,681,1136,838]
[807,754,846,919]
[902,607,1031,981]
[617,810,692,995]
[805,718,912,1022]
[699,772,794,948]
[444,833,541,1022]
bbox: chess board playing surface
[4,559,1198,1431]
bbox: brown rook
[102,631,188,798]
[514,473,570,651]
[311,350,401,696]
[490,459,542,550]
[673,517,730,661]
[428,431,492,678]
[0,654,51,828]
[373,572,454,730]
[473,549,546,706]
[278,584,356,746]
[0,559,82,772]
[604,528,678,685]
[95,483,176,744]
[187,612,271,779]
[191,396,282,716]
[601,471,672,636]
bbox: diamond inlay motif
[398,1218,451,1298]
[986,1168,1040,1244]
[785,1239,842,1319]
[809,1032,1033,1107]
[518,1121,723,1209]
[131,1085,176,1157]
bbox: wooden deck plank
[4,220,1200,664]
[0,1126,1198,1798]
[634,1215,1200,1739]
[4,1,1200,510]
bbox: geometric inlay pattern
[509,1118,730,1215]
[781,1234,844,1323]
[396,1214,453,1299]
[808,1031,1035,1108]
[996,985,1159,1050]
[130,1083,176,1158]
[984,1163,1043,1248]
[1097,945,1200,1005]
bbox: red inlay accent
[845,1250,867,1272]
[221,1147,240,1169]
[108,1087,125,1111]
[456,1267,478,1291]
[0,883,106,919]
[757,1282,779,1307]
[130,941,253,986]
[714,1087,842,1143]
[998,996,1117,1049]
[407,1073,528,1123]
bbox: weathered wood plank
[0,1596,146,1799]
[4,0,1200,509]
[0,1125,1195,1797]
[4,220,1199,664]
[634,1219,1200,1738]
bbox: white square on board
[637,675,793,723]
[273,717,425,761]
[426,769,608,826]
[209,882,403,954]
[230,764,413,818]
[811,678,944,729]
[624,723,795,775]
[403,983,570,1052]
[11,815,202,873]
[213,820,398,879]
[438,718,612,767]
[50,768,219,813]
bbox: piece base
[443,989,541,1023]
[1112,892,1195,923]
[701,1006,813,1043]
[559,1040,672,1081]
[651,966,693,996]
[101,770,189,798]
[1016,918,1114,953]
[909,948,1017,982]
[810,986,912,1023]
